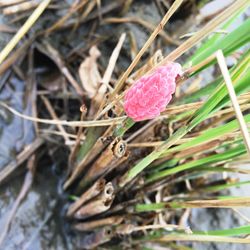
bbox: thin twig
[40,95,71,143]
[103,17,180,45]
[45,0,88,34]
[232,208,250,223]
[0,101,126,127]
[68,106,87,167]
[126,119,157,143]
[40,129,85,140]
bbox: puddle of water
[0,72,73,249]
[0,75,35,169]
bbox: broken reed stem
[67,178,106,217]
[74,182,114,219]
[0,0,51,65]
[216,50,250,155]
[109,0,184,98]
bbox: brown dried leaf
[78,46,102,98]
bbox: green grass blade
[136,197,250,212]
[195,225,250,236]
[188,51,250,130]
[187,18,250,69]
[187,6,247,63]
[202,180,250,193]
[147,144,246,183]
[164,114,250,155]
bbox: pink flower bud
[124,62,182,121]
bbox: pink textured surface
[124,62,182,121]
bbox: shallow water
[0,74,68,249]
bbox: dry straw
[0,0,51,65]
[216,50,250,155]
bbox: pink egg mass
[124,62,182,121]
